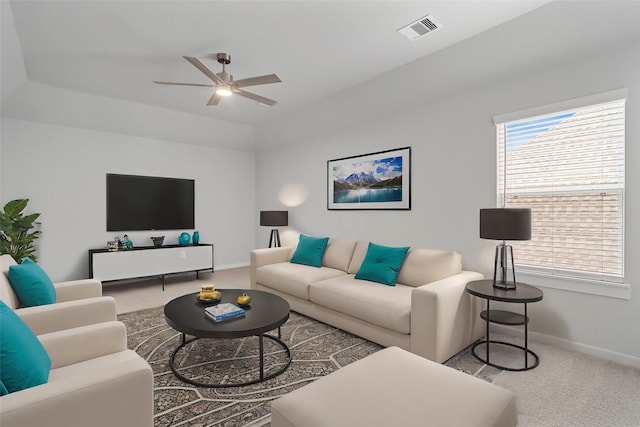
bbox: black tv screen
[107,174,195,231]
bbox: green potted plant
[0,199,41,263]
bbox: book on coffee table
[204,303,246,322]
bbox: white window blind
[495,96,625,283]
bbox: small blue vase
[178,232,190,246]
[192,231,200,245]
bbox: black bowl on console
[150,236,165,247]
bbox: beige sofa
[0,254,117,334]
[251,239,484,363]
[0,321,154,427]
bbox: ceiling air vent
[397,14,442,41]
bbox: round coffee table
[164,289,291,387]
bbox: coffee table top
[164,289,290,339]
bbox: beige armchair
[0,321,154,427]
[0,254,117,334]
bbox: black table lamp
[260,211,288,248]
[480,208,531,290]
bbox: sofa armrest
[410,270,484,363]
[17,296,117,335]
[54,279,103,302]
[250,246,293,289]
[0,350,153,427]
[38,321,128,369]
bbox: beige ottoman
[271,346,517,427]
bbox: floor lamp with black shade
[260,211,288,248]
[480,208,531,290]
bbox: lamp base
[492,242,517,290]
[268,229,281,248]
[493,280,517,290]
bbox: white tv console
[89,244,213,290]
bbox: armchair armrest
[38,321,127,369]
[250,247,293,289]
[17,296,117,335]
[38,321,127,368]
[410,270,484,363]
[0,350,153,427]
[54,279,102,302]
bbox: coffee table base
[170,330,292,388]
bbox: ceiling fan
[154,53,281,106]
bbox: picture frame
[327,147,411,210]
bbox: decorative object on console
[480,208,531,290]
[192,230,200,245]
[150,236,165,247]
[178,232,191,246]
[327,147,411,210]
[260,211,288,248]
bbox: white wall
[1,117,256,281]
[255,43,640,363]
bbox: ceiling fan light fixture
[216,85,233,97]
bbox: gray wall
[254,42,640,364]
[1,117,256,281]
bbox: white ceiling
[6,0,553,126]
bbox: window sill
[517,271,631,300]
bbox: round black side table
[466,279,543,371]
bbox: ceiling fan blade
[153,81,214,87]
[232,74,281,88]
[207,92,222,106]
[234,89,277,106]
[183,56,225,86]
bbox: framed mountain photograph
[327,147,411,210]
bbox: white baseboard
[214,262,250,270]
[491,324,640,369]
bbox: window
[494,90,625,284]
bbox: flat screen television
[106,173,195,231]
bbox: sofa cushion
[290,234,330,268]
[309,275,412,334]
[355,243,410,286]
[256,263,347,301]
[347,241,369,274]
[0,300,51,393]
[396,248,462,287]
[322,239,357,272]
[7,259,56,306]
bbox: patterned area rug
[119,306,501,427]
[119,306,383,426]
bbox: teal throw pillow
[0,379,8,396]
[355,243,410,286]
[0,300,51,393]
[290,234,330,268]
[7,258,56,306]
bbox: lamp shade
[260,211,288,227]
[480,208,531,241]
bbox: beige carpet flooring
[105,267,640,426]
[492,338,640,426]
